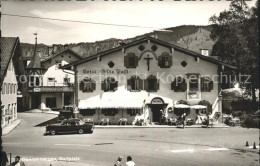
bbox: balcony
[28,83,75,93]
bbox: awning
[190,105,207,109]
[173,104,190,108]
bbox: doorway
[64,94,72,106]
[31,94,41,109]
[150,104,165,123]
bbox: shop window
[158,52,172,68]
[101,77,118,92]
[46,97,57,108]
[201,77,213,92]
[127,76,143,91]
[124,52,138,68]
[127,109,141,116]
[102,109,118,116]
[171,77,186,92]
[80,109,96,116]
[80,77,96,92]
[144,75,159,92]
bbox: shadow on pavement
[34,117,59,127]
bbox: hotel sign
[83,69,129,75]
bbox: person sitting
[11,156,25,166]
[114,156,123,166]
[125,156,135,166]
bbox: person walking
[182,113,186,129]
[125,156,135,166]
[114,156,123,166]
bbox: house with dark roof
[25,36,83,110]
[1,37,27,127]
[61,36,236,125]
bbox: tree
[209,0,259,112]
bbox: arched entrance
[148,97,168,123]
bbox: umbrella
[190,105,207,109]
[173,104,190,108]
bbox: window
[46,97,56,108]
[80,77,96,92]
[101,77,118,92]
[48,78,55,86]
[102,109,118,116]
[10,84,13,94]
[127,76,143,91]
[158,52,172,68]
[80,109,96,116]
[1,106,5,116]
[14,84,16,94]
[55,60,62,70]
[124,52,138,68]
[144,75,159,92]
[7,84,9,94]
[189,78,199,91]
[171,77,186,92]
[127,109,141,116]
[2,83,6,94]
[201,77,213,92]
[29,76,41,87]
[64,77,70,85]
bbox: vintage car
[58,105,74,121]
[45,118,94,135]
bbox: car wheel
[78,129,84,134]
[50,130,56,135]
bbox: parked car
[58,105,74,121]
[45,118,94,135]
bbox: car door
[70,120,79,133]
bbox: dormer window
[124,52,138,68]
[158,52,172,68]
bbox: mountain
[20,25,215,60]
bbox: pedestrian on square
[114,156,123,166]
[1,146,8,166]
[125,156,135,166]
[182,113,186,129]
[11,156,25,166]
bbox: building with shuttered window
[61,36,236,124]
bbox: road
[2,113,259,166]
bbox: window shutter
[91,81,96,91]
[139,79,144,90]
[168,55,172,67]
[79,81,84,91]
[101,81,106,91]
[171,81,175,90]
[158,56,162,68]
[209,81,213,91]
[201,78,205,92]
[181,79,187,92]
[124,56,129,68]
[156,79,160,91]
[134,55,138,67]
[114,81,118,91]
[127,79,131,91]
[144,79,148,91]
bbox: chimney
[64,44,69,49]
[48,46,53,57]
[53,44,58,54]
[200,49,209,56]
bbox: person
[11,156,25,166]
[114,156,123,166]
[182,113,186,129]
[1,146,8,166]
[125,156,135,166]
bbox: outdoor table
[118,118,128,125]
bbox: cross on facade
[144,54,153,71]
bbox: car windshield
[79,120,85,125]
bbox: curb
[2,119,22,136]
[95,125,230,129]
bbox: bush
[241,114,260,128]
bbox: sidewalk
[27,109,59,115]
[2,119,21,136]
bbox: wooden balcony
[28,84,75,93]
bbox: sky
[1,0,257,45]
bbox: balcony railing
[28,83,75,93]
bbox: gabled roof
[61,36,236,69]
[26,41,45,70]
[0,37,19,84]
[41,48,83,63]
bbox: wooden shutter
[127,79,131,91]
[201,78,206,92]
[144,79,148,91]
[181,79,187,92]
[134,55,138,67]
[158,56,162,68]
[156,79,160,91]
[79,81,84,91]
[168,55,172,67]
[124,56,129,68]
[101,81,106,91]
[209,81,213,91]
[114,81,118,91]
[139,79,144,90]
[91,81,96,91]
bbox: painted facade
[62,37,232,124]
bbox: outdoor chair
[186,119,195,126]
[118,118,128,125]
[99,118,110,125]
[168,118,177,126]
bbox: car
[45,118,94,135]
[58,105,74,121]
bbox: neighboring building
[25,36,83,110]
[1,37,26,127]
[62,36,236,124]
